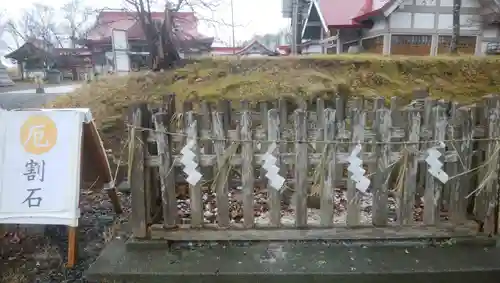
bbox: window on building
[391,34,432,56]
[437,35,476,54]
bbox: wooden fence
[127,93,500,241]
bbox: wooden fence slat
[212,111,230,227]
[278,99,293,207]
[200,101,214,181]
[473,103,487,225]
[443,102,458,213]
[481,95,500,234]
[335,95,347,188]
[423,105,447,225]
[418,98,436,198]
[450,105,475,225]
[315,98,325,153]
[294,109,308,228]
[185,111,204,227]
[128,104,148,238]
[347,98,366,226]
[153,112,177,228]
[258,102,269,188]
[240,101,255,228]
[267,108,282,227]
[369,97,385,188]
[372,108,392,226]
[320,108,337,226]
[130,94,497,239]
[398,106,421,225]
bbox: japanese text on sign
[20,115,58,208]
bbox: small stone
[117,180,131,193]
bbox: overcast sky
[1,0,290,49]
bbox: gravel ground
[0,188,131,283]
[0,90,131,283]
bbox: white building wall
[390,12,412,28]
[413,13,435,29]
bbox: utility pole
[291,0,299,55]
[450,0,461,54]
[231,0,236,54]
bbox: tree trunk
[450,0,461,54]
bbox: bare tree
[60,0,95,48]
[123,0,222,70]
[5,12,33,49]
[5,3,63,48]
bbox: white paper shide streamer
[425,141,449,184]
[180,139,202,186]
[262,142,285,190]
[347,144,370,193]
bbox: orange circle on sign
[20,115,58,155]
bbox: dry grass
[46,55,500,158]
[0,270,28,283]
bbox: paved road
[0,84,80,110]
[0,92,66,110]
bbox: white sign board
[111,29,130,75]
[0,110,87,227]
[115,51,131,76]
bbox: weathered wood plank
[146,150,464,168]
[398,107,421,225]
[346,98,366,226]
[320,108,337,226]
[369,97,385,185]
[278,99,292,206]
[240,101,255,228]
[423,105,447,225]
[153,111,177,228]
[185,111,204,228]
[149,223,478,241]
[372,108,392,226]
[449,105,472,225]
[199,100,214,181]
[294,109,309,228]
[418,98,436,198]
[128,104,148,238]
[335,95,347,187]
[481,95,500,235]
[258,102,269,187]
[266,108,282,227]
[314,98,325,153]
[212,111,230,227]
[442,102,457,213]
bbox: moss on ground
[47,55,500,159]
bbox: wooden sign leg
[66,226,77,268]
[107,188,123,214]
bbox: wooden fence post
[320,108,337,226]
[398,106,420,225]
[423,105,447,226]
[128,103,148,238]
[480,95,500,234]
[267,108,282,227]
[346,98,365,226]
[240,101,255,228]
[372,108,392,226]
[294,109,308,228]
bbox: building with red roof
[81,10,213,71]
[294,0,500,56]
[211,40,282,56]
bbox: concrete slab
[86,238,500,283]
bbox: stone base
[86,237,500,283]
